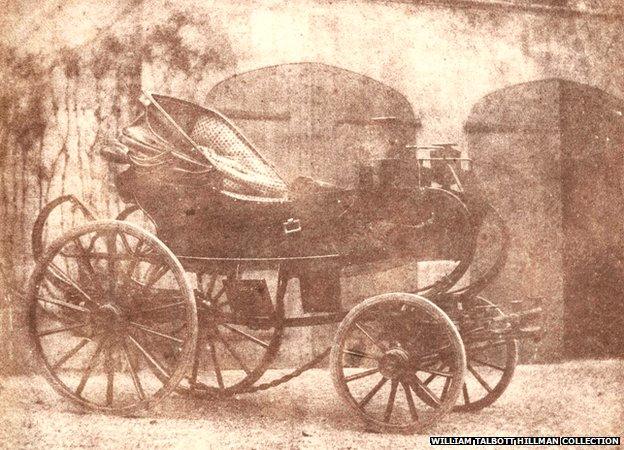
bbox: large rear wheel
[28,220,197,413]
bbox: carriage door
[466,79,624,360]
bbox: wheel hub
[95,303,127,336]
[378,348,409,379]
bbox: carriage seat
[188,114,354,228]
[189,115,290,201]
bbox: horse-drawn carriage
[27,92,541,432]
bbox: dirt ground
[0,359,622,449]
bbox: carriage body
[26,92,542,432]
[113,94,475,265]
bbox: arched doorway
[205,62,420,188]
[465,79,624,359]
[204,63,422,364]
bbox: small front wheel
[330,293,466,433]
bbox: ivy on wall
[0,2,238,373]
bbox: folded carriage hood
[120,119,174,155]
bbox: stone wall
[1,0,623,371]
[0,1,144,372]
[139,0,624,362]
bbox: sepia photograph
[0,0,622,448]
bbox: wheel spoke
[141,265,169,292]
[358,377,387,408]
[127,334,170,381]
[402,381,419,421]
[216,330,251,374]
[411,375,440,407]
[125,238,146,282]
[107,231,118,303]
[205,274,217,298]
[48,263,98,306]
[129,322,184,344]
[209,340,225,389]
[423,372,437,386]
[384,380,398,422]
[85,232,99,254]
[188,346,201,390]
[418,367,453,379]
[212,285,227,304]
[218,299,231,308]
[343,349,379,360]
[462,382,470,404]
[417,346,450,365]
[422,364,445,386]
[75,338,106,396]
[38,321,89,337]
[467,364,493,393]
[71,238,105,294]
[121,341,146,401]
[221,324,269,349]
[105,344,115,406]
[470,356,505,371]
[138,301,185,314]
[441,376,451,400]
[37,296,91,314]
[37,303,78,325]
[354,322,385,352]
[51,338,91,370]
[344,367,379,383]
[417,362,447,386]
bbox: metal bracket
[283,218,302,235]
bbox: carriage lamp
[405,143,473,191]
